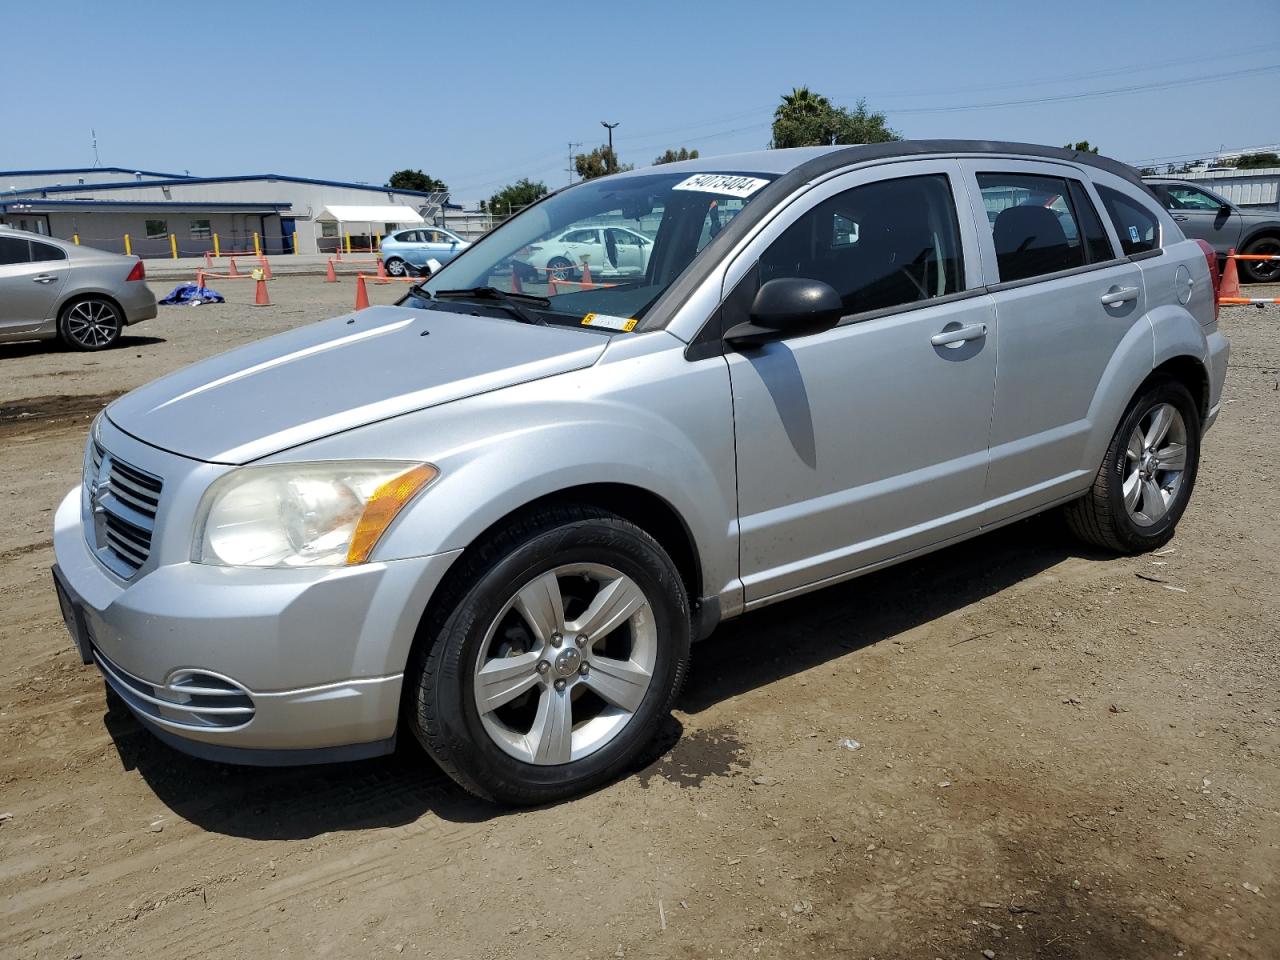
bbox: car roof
[615,140,1147,189]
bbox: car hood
[106,305,606,464]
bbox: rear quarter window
[1097,185,1160,256]
[31,241,67,262]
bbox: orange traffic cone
[228,256,240,277]
[196,269,206,289]
[325,259,338,282]
[354,274,370,310]
[203,251,212,268]
[579,260,593,290]
[376,257,388,281]
[334,245,343,262]
[510,264,523,294]
[259,256,272,280]
[253,276,272,307]
[1219,248,1242,301]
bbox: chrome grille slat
[83,440,164,579]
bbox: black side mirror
[724,277,844,348]
[1219,203,1233,216]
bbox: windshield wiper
[434,286,549,325]
[403,283,432,302]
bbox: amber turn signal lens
[345,464,438,564]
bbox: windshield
[405,170,776,329]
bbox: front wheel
[406,505,690,805]
[384,257,408,277]
[1064,379,1201,553]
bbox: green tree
[653,147,700,165]
[769,87,900,148]
[487,178,548,216]
[574,145,633,181]
[387,169,447,193]
[1234,151,1280,169]
[1063,141,1100,154]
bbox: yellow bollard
[375,233,382,251]
[344,233,352,255]
[291,230,298,255]
[213,233,221,257]
[72,234,80,245]
[170,234,178,259]
[253,231,261,257]
[124,234,132,256]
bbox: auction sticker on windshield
[581,313,637,332]
[672,174,770,198]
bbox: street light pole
[601,121,620,172]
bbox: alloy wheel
[472,563,656,765]
[64,300,120,349]
[1122,402,1188,527]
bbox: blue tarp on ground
[159,283,225,305]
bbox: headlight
[194,461,437,568]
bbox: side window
[562,229,599,244]
[977,173,1089,282]
[1166,185,1223,211]
[31,241,66,262]
[395,230,418,242]
[0,236,31,265]
[145,219,168,240]
[1097,185,1160,256]
[190,219,212,239]
[759,173,964,316]
[608,228,641,247]
[1068,181,1115,263]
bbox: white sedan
[517,225,652,280]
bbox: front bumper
[53,488,460,762]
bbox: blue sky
[1,0,1276,204]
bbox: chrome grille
[86,439,164,578]
[94,647,255,730]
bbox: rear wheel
[1240,235,1280,284]
[384,257,408,277]
[58,297,122,351]
[546,256,575,281]
[1064,379,1201,553]
[406,505,690,805]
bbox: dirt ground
[1,277,1277,960]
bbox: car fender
[1079,312,1156,475]
[270,353,741,613]
[1149,301,1214,409]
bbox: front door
[727,160,998,603]
[1161,182,1243,252]
[958,160,1151,517]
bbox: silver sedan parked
[0,228,157,350]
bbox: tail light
[125,259,145,282]
[1193,239,1218,321]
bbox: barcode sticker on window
[672,174,770,198]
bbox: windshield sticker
[672,174,770,199]
[1128,224,1140,244]
[581,312,637,332]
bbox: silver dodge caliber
[52,141,1229,804]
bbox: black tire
[406,505,690,805]
[1064,378,1201,554]
[384,257,408,277]
[58,297,123,351]
[1239,235,1280,284]
[546,256,575,281]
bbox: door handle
[32,274,57,284]
[930,323,987,347]
[1100,286,1140,306]
[1172,214,1189,222]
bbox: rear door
[957,159,1148,520]
[0,235,69,336]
